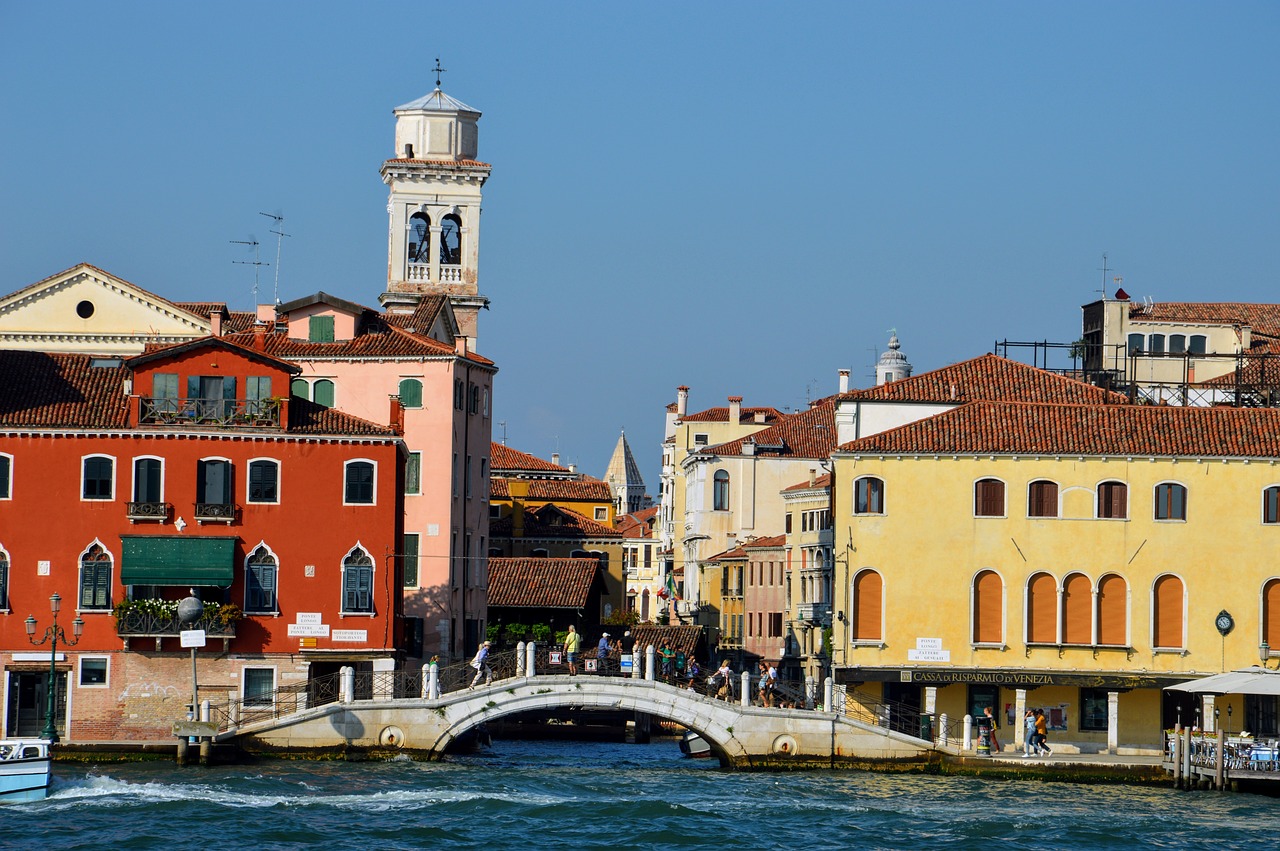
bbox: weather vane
[433,57,446,89]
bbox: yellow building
[832,399,1280,754]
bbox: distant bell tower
[876,331,913,385]
[380,60,491,346]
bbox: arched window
[974,479,1005,517]
[530,548,549,558]
[1127,333,1144,354]
[1028,480,1058,518]
[342,547,374,614]
[408,212,430,264]
[344,461,375,505]
[82,455,114,501]
[1097,481,1127,519]
[1062,573,1092,645]
[440,214,462,266]
[1264,487,1280,524]
[196,458,233,518]
[851,569,882,642]
[641,588,650,621]
[313,379,335,408]
[248,459,279,504]
[245,545,278,613]
[79,543,113,611]
[0,546,9,609]
[1148,334,1165,354]
[1154,482,1187,521]
[1153,574,1185,649]
[972,570,1003,644]
[1264,579,1280,653]
[854,477,885,515]
[1169,334,1187,354]
[1097,574,1128,646]
[1026,572,1057,644]
[1188,335,1207,355]
[713,470,730,511]
[133,457,163,504]
[398,378,423,409]
[291,378,309,400]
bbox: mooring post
[176,735,188,767]
[804,675,815,709]
[526,641,537,676]
[740,671,751,707]
[822,676,834,713]
[645,644,656,681]
[1173,728,1183,789]
[1215,727,1225,790]
[340,665,354,703]
[1183,725,1193,789]
[516,641,526,677]
[963,714,973,752]
[940,712,950,747]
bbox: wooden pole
[1215,728,1225,791]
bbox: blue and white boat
[0,740,51,803]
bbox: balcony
[115,604,239,652]
[404,263,463,284]
[126,501,171,522]
[194,502,237,524]
[139,397,281,429]
[797,602,832,626]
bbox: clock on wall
[1215,610,1235,636]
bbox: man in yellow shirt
[564,624,581,676]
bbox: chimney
[568,463,577,474]
[742,438,755,456]
[728,395,742,423]
[210,310,223,337]
[677,386,689,417]
[754,411,766,424]
[552,453,561,467]
[256,303,277,323]
[809,468,816,487]
[455,336,469,357]
[839,369,850,394]
[389,396,404,434]
[252,322,267,351]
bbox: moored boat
[0,740,51,803]
[678,729,711,758]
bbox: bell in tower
[380,60,491,348]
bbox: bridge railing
[837,686,940,743]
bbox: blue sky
[3,2,1278,489]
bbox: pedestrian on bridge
[469,641,493,689]
[597,632,611,671]
[564,625,581,675]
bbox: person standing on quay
[564,625,581,676]
[1034,708,1052,756]
[983,706,1001,754]
[1023,709,1038,757]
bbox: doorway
[5,670,68,738]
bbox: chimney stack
[728,395,742,423]
[677,386,689,418]
[455,336,469,357]
[809,468,816,487]
[210,310,223,337]
[839,369,850,394]
[552,452,561,467]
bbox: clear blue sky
[4,2,1278,488]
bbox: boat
[678,729,711,758]
[0,740,51,803]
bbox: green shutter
[405,453,421,495]
[309,315,335,342]
[399,378,422,408]
[403,534,419,587]
[314,379,335,408]
[291,378,309,400]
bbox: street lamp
[25,593,84,744]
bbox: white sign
[907,648,951,662]
[332,630,368,642]
[915,637,944,650]
[287,623,330,638]
[296,612,323,626]
[12,652,64,662]
[37,560,50,576]
[180,629,207,648]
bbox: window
[79,657,109,687]
[851,569,883,641]
[1080,688,1109,731]
[713,470,730,511]
[133,457,162,504]
[1169,334,1186,354]
[1264,579,1280,653]
[694,433,709,446]
[465,455,472,499]
[345,461,375,504]
[974,479,1005,517]
[454,379,464,410]
[1062,573,1092,645]
[405,453,421,496]
[1127,333,1144,354]
[0,453,9,499]
[0,549,8,609]
[245,545,278,613]
[309,315,335,342]
[1148,333,1165,354]
[197,459,233,509]
[1097,574,1128,646]
[469,384,479,414]
[246,376,273,418]
[1153,574,1185,649]
[190,375,235,420]
[403,533,420,588]
[594,507,607,521]
[1264,487,1280,524]
[248,460,279,504]
[313,379,335,408]
[531,548,549,558]
[243,668,275,706]
[483,387,490,418]
[1028,480,1058,518]
[82,455,114,500]
[1188,335,1207,355]
[342,548,374,613]
[972,570,1003,644]
[398,378,423,409]
[1097,481,1127,519]
[152,373,179,413]
[854,477,884,515]
[408,211,430,263]
[291,378,309,400]
[1154,482,1187,521]
[785,513,793,533]
[79,544,112,610]
[1026,572,1057,643]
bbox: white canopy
[1165,666,1280,696]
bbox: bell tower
[380,62,491,346]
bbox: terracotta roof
[629,625,703,660]
[708,545,748,561]
[222,323,478,362]
[518,479,613,502]
[490,443,573,474]
[487,557,600,608]
[615,506,659,538]
[680,405,784,424]
[839,353,1129,405]
[744,534,787,550]
[1195,343,1280,388]
[129,335,300,374]
[1129,302,1280,339]
[489,479,511,499]
[223,312,259,334]
[382,297,448,335]
[0,351,129,428]
[784,472,833,492]
[701,399,837,459]
[839,399,1280,458]
[174,302,229,319]
[490,504,621,539]
[285,398,398,436]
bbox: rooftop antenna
[1097,253,1113,299]
[259,212,291,303]
[230,238,268,303]
[432,57,446,89]
[867,345,879,383]
[498,420,507,445]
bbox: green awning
[120,536,236,587]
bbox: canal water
[5,740,1277,850]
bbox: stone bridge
[217,672,942,770]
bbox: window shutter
[973,570,1002,643]
[1153,575,1184,649]
[1264,579,1280,649]
[1062,574,1092,644]
[1027,573,1057,643]
[291,378,309,400]
[852,570,883,641]
[1097,574,1127,645]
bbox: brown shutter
[1153,575,1184,649]
[1062,573,1092,644]
[1264,579,1280,648]
[973,570,1002,643]
[1097,574,1127,646]
[853,570,883,641]
[975,479,1004,517]
[1027,572,1057,643]
[1029,481,1058,518]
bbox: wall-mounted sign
[296,612,323,626]
[908,637,950,663]
[37,560,50,576]
[332,630,367,642]
[287,623,330,638]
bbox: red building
[0,337,404,742]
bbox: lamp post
[25,593,84,744]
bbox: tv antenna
[1097,252,1115,300]
[230,238,268,303]
[259,212,291,303]
[498,420,508,444]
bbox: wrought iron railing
[837,686,939,743]
[194,502,236,522]
[139,397,282,428]
[126,501,171,520]
[116,610,237,638]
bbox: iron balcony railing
[139,397,282,428]
[116,609,237,639]
[797,602,832,624]
[194,502,237,522]
[126,501,171,521]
